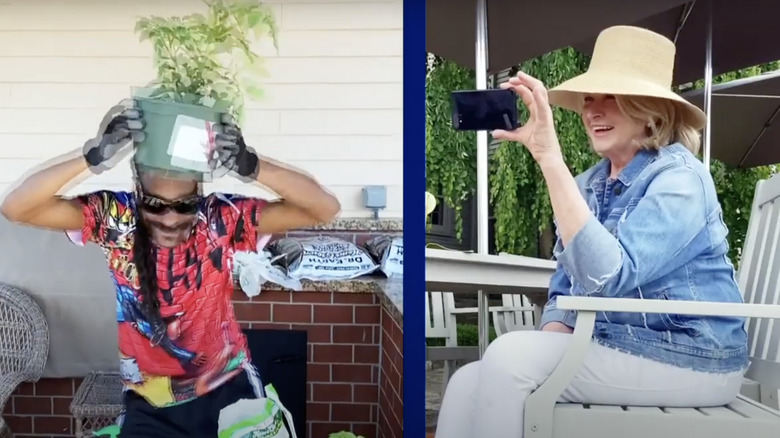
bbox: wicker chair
[0,283,50,437]
[0,417,10,438]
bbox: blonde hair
[613,95,702,155]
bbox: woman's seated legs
[434,331,744,438]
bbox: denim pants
[434,331,745,438]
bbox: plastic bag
[93,425,121,438]
[218,384,296,438]
[233,236,302,297]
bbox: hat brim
[548,72,706,131]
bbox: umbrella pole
[475,0,489,256]
[702,0,713,171]
[475,0,490,357]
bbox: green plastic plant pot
[131,88,230,179]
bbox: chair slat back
[426,291,456,344]
[737,174,780,386]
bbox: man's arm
[214,121,341,235]
[1,105,140,232]
[249,156,341,235]
[0,149,89,231]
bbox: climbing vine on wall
[426,50,777,266]
[426,56,477,238]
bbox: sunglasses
[138,193,201,215]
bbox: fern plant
[134,0,278,122]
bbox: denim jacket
[540,143,749,374]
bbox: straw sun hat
[547,25,706,131]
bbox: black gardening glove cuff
[84,145,106,167]
[213,116,259,182]
[234,137,260,179]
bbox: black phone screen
[451,89,519,131]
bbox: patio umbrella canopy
[573,0,780,86]
[426,0,689,74]
[429,0,780,87]
[683,70,780,168]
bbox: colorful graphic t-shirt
[69,190,266,407]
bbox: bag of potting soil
[364,235,403,278]
[218,384,296,438]
[268,236,378,280]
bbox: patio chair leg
[441,359,454,397]
[533,306,543,330]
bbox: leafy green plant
[490,48,596,256]
[426,56,477,239]
[329,432,366,438]
[134,0,278,122]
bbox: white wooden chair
[426,291,534,393]
[425,291,480,395]
[493,294,537,336]
[523,173,780,438]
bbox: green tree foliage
[426,50,777,267]
[426,56,477,238]
[490,49,596,256]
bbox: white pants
[435,331,745,438]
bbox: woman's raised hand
[492,71,563,165]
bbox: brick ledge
[235,276,403,325]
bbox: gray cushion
[0,215,119,378]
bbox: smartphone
[451,88,519,131]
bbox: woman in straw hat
[435,26,748,438]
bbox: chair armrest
[524,312,597,438]
[557,296,780,319]
[525,296,780,437]
[450,305,533,314]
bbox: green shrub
[426,323,498,347]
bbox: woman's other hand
[540,321,574,334]
[492,71,563,166]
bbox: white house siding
[0,0,403,219]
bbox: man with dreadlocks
[0,104,340,437]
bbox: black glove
[211,115,259,181]
[83,104,145,172]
